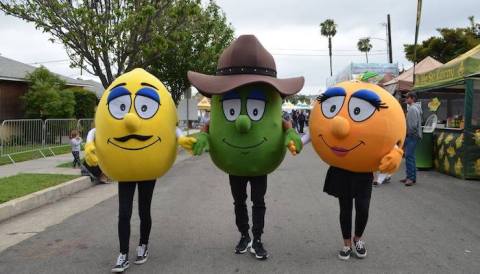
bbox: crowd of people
[283,109,310,134]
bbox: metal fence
[0,118,94,163]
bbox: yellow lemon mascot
[84,68,195,272]
[304,80,406,260]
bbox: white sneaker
[111,253,129,272]
[353,240,367,258]
[134,244,149,265]
[338,246,352,260]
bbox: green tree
[320,19,337,76]
[404,17,480,63]
[22,67,76,119]
[357,38,373,63]
[150,0,234,104]
[0,0,232,89]
[67,87,98,118]
[287,95,309,105]
[468,16,480,37]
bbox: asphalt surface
[0,144,479,274]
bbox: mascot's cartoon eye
[246,99,265,121]
[222,99,241,121]
[108,95,131,119]
[321,96,344,118]
[135,95,159,119]
[348,97,376,122]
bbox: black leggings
[229,175,267,239]
[338,196,371,240]
[72,151,80,167]
[118,180,156,254]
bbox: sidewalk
[0,153,81,178]
[0,149,192,252]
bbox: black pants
[338,196,371,240]
[72,151,81,167]
[299,121,305,133]
[118,180,156,254]
[229,175,267,239]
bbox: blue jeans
[405,135,419,181]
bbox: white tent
[282,101,295,112]
[383,56,443,93]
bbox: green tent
[415,44,480,90]
[414,44,480,180]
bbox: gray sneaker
[353,240,367,258]
[338,246,352,260]
[112,253,129,272]
[134,244,149,265]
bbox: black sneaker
[111,253,129,272]
[249,238,268,260]
[235,234,251,254]
[134,244,149,265]
[353,240,367,258]
[338,246,352,260]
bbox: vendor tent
[295,101,311,110]
[197,97,211,111]
[384,56,443,93]
[282,101,295,112]
[413,44,480,180]
[415,45,480,90]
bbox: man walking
[402,92,422,186]
[298,111,306,133]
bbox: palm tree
[357,38,373,63]
[320,19,337,76]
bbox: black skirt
[323,166,373,199]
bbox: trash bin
[415,131,434,169]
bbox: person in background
[70,129,82,168]
[292,110,299,132]
[298,111,306,133]
[401,92,422,186]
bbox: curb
[0,176,94,223]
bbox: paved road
[0,144,479,273]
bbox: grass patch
[0,145,83,166]
[0,173,80,204]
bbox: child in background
[70,129,82,168]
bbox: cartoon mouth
[318,135,365,157]
[222,137,267,149]
[107,135,161,151]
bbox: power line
[272,52,388,57]
[272,48,387,53]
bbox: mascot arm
[379,145,404,174]
[192,131,209,156]
[84,128,98,166]
[283,120,302,155]
[301,132,311,145]
[176,127,197,152]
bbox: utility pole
[387,14,393,63]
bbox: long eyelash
[317,94,327,103]
[373,100,388,110]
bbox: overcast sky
[0,0,478,95]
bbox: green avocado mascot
[188,35,304,260]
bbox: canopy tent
[197,96,211,111]
[384,56,443,93]
[295,101,311,110]
[413,45,480,180]
[414,45,480,90]
[282,101,295,112]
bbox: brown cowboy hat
[188,35,304,97]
